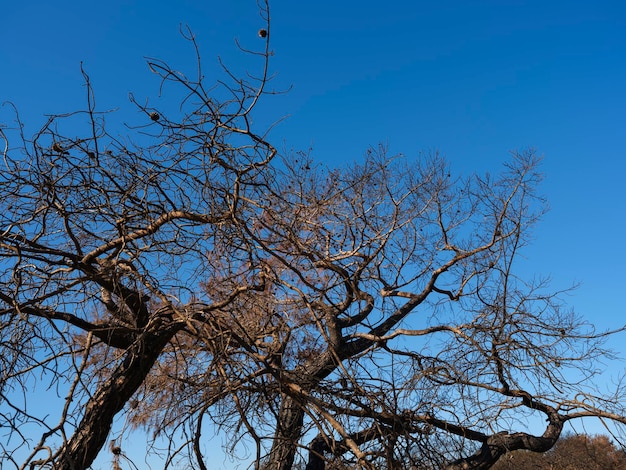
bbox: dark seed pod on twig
[52,142,68,154]
[109,440,122,455]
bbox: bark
[445,419,564,470]
[305,436,328,470]
[264,395,306,470]
[51,325,179,470]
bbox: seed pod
[258,28,268,38]
[52,142,68,154]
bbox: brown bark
[264,395,306,470]
[52,326,178,469]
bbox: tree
[492,433,626,469]
[1,2,626,469]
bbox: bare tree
[221,149,626,470]
[2,2,626,469]
[0,2,277,468]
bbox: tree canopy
[1,3,626,469]
[492,434,626,470]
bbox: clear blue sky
[2,0,625,467]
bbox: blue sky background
[2,0,625,468]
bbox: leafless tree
[0,2,276,468]
[217,149,626,470]
[2,2,626,469]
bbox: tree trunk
[52,327,177,470]
[264,395,306,470]
[305,436,328,470]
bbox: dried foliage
[492,433,626,470]
[1,2,626,469]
